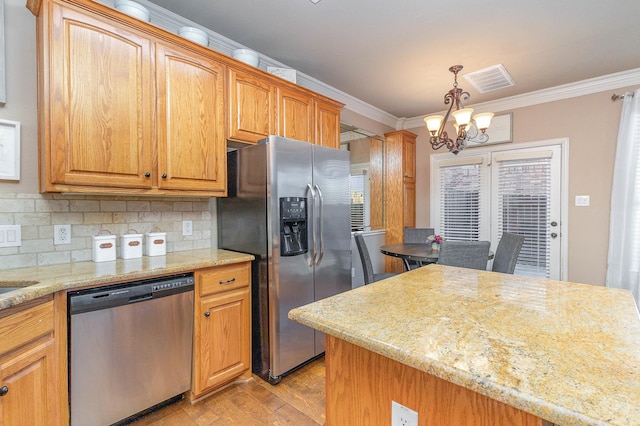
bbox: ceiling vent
[462,64,515,93]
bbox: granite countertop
[289,264,640,426]
[0,249,254,310]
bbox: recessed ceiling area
[147,0,640,119]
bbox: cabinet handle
[204,311,210,317]
[0,386,8,396]
[161,173,167,179]
[219,278,236,285]
[144,172,151,177]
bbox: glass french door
[431,142,564,280]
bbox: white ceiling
[146,0,640,120]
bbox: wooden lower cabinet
[0,298,59,426]
[192,263,252,399]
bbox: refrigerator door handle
[314,184,324,265]
[306,183,317,267]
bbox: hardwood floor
[131,357,326,425]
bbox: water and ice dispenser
[280,197,308,256]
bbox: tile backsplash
[0,192,216,270]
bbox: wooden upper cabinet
[46,4,153,190]
[403,136,416,182]
[227,67,276,144]
[156,43,226,193]
[278,87,314,143]
[35,0,226,196]
[315,99,342,149]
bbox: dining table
[379,243,494,271]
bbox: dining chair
[354,234,398,284]
[491,232,525,274]
[403,227,435,243]
[403,227,435,270]
[437,240,491,270]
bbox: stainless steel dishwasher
[68,273,194,426]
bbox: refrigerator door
[268,136,316,378]
[311,145,352,354]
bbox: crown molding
[109,1,640,132]
[400,68,640,130]
[128,0,398,128]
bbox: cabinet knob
[161,173,167,179]
[204,311,210,317]
[0,386,8,396]
[144,172,151,177]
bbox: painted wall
[411,88,634,286]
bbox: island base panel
[325,335,542,426]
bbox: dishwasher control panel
[68,273,194,315]
[152,275,194,291]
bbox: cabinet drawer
[197,263,250,296]
[0,300,54,356]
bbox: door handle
[314,184,324,266]
[204,311,210,317]
[306,183,317,267]
[551,232,558,238]
[0,386,8,396]
[550,221,558,227]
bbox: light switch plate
[0,225,22,247]
[575,195,590,207]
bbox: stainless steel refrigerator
[218,135,351,384]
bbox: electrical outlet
[182,220,193,236]
[391,401,418,426]
[54,224,71,245]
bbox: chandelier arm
[437,98,456,136]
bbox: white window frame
[430,138,569,281]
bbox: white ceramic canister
[92,230,117,262]
[121,229,143,259]
[145,228,167,256]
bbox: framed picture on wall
[0,119,20,180]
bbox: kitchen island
[289,264,640,426]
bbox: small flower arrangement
[427,234,443,244]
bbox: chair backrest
[403,227,435,243]
[354,233,375,285]
[437,240,491,270]
[491,233,525,274]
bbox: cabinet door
[315,99,341,149]
[227,67,276,143]
[156,43,226,193]
[48,4,153,189]
[0,340,56,426]
[403,136,416,182]
[194,288,250,395]
[404,181,416,228]
[278,87,314,143]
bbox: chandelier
[424,65,494,154]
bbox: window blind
[439,163,483,241]
[496,157,552,278]
[350,173,366,231]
